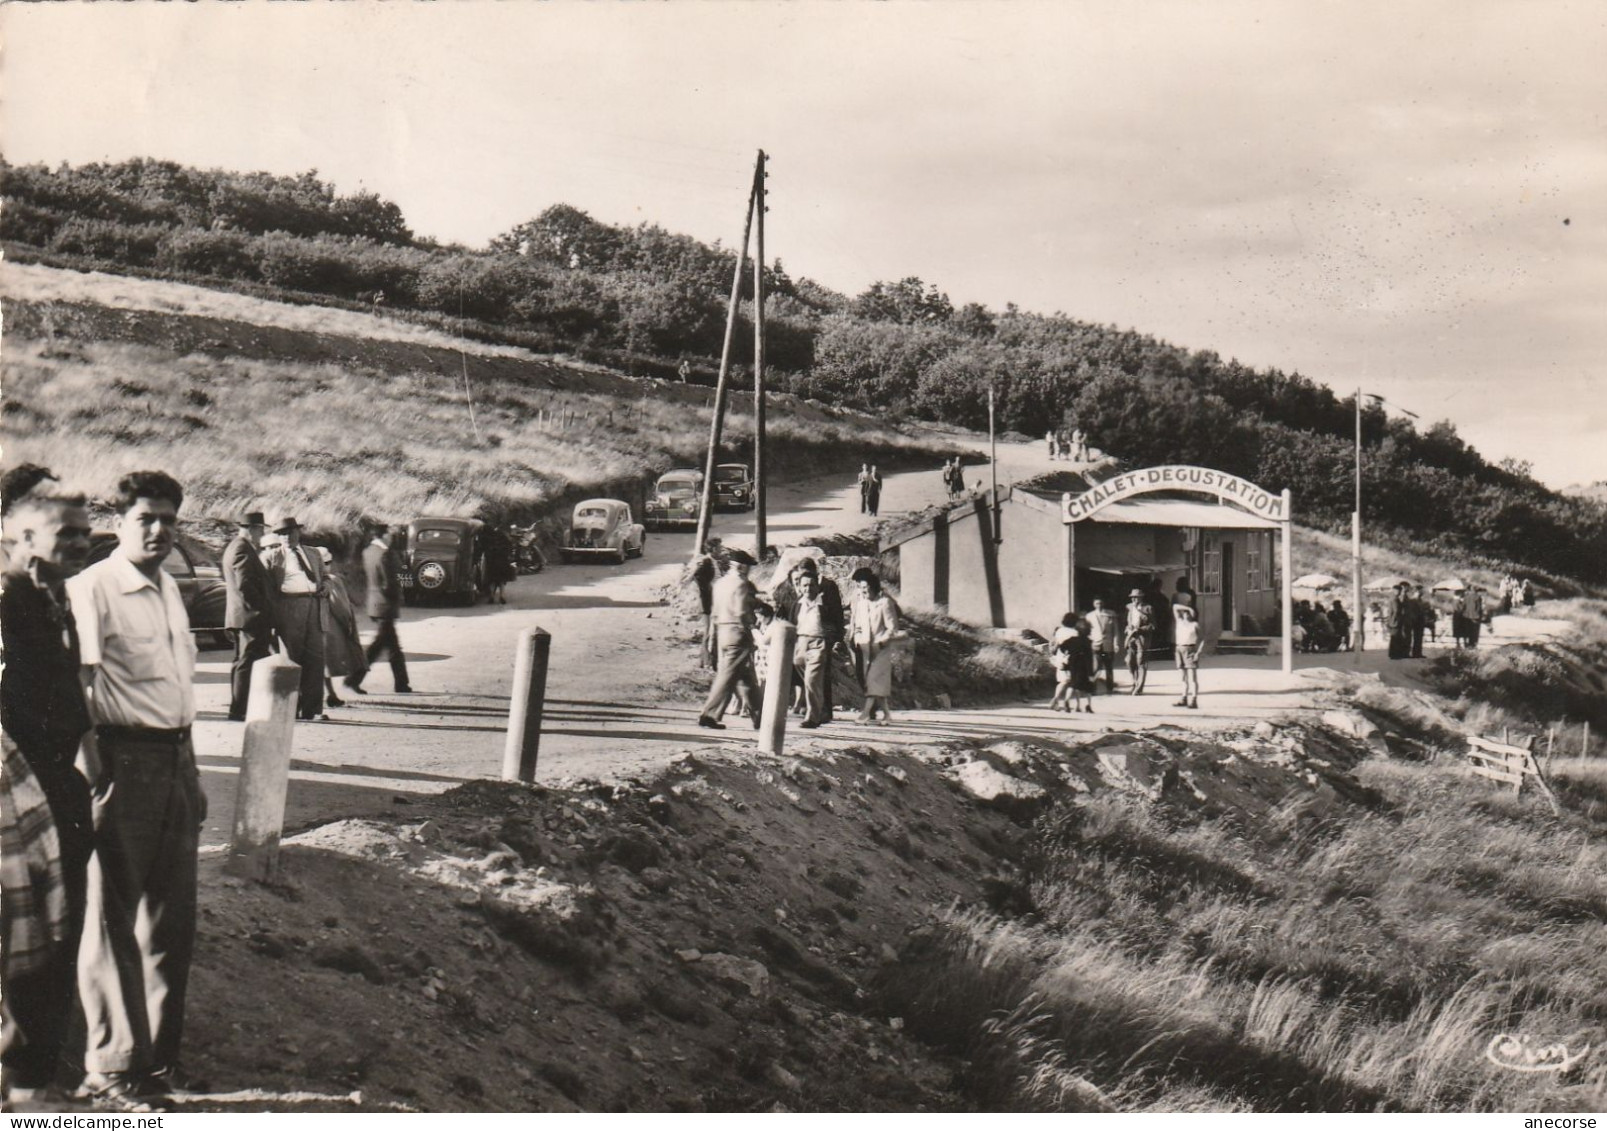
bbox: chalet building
[881,467,1293,662]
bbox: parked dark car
[86,532,229,649]
[713,463,755,511]
[399,517,486,606]
[644,469,704,531]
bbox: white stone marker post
[758,621,798,754]
[226,653,301,881]
[502,627,552,783]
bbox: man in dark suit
[350,525,410,694]
[222,511,275,721]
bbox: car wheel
[616,545,628,565]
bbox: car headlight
[417,562,446,589]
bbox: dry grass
[877,767,1607,1112]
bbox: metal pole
[226,653,302,881]
[757,621,797,754]
[1281,489,1293,676]
[694,157,763,559]
[501,627,551,782]
[1353,386,1364,658]
[753,150,768,560]
[988,385,1001,544]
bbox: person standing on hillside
[0,466,94,1104]
[67,470,204,1106]
[698,549,760,730]
[261,518,328,721]
[221,511,275,721]
[350,525,411,695]
[1085,597,1119,694]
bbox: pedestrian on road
[262,518,329,719]
[316,547,368,708]
[350,525,411,695]
[481,525,516,605]
[849,567,900,724]
[221,511,275,721]
[690,536,724,670]
[1408,585,1429,658]
[1049,614,1095,714]
[66,470,205,1107]
[698,549,760,730]
[1086,597,1119,693]
[1071,427,1088,461]
[866,466,883,517]
[0,465,94,1104]
[1173,605,1202,708]
[774,559,832,728]
[1330,600,1352,651]
[1386,582,1412,660]
[856,464,871,514]
[1458,586,1486,648]
[1124,588,1153,694]
[1044,431,1056,460]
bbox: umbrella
[1364,574,1414,592]
[1292,573,1341,591]
[1431,577,1468,593]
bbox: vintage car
[87,532,229,649]
[400,516,485,605]
[712,462,756,511]
[559,499,646,564]
[644,468,704,531]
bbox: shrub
[157,227,262,281]
[47,217,170,266]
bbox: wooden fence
[1464,734,1560,815]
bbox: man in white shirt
[66,471,203,1105]
[697,550,760,730]
[1085,597,1119,694]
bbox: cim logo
[1061,465,1288,524]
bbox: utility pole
[988,385,1001,544]
[1353,386,1363,660]
[753,150,769,559]
[694,155,763,558]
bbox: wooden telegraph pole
[694,155,764,557]
[753,150,769,558]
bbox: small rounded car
[401,517,485,606]
[644,468,704,531]
[559,499,646,565]
[87,532,229,649]
[713,462,756,511]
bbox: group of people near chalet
[1046,426,1090,462]
[1050,582,1205,711]
[690,537,904,731]
[0,463,423,1110]
[1293,599,1352,653]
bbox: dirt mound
[178,722,1378,1112]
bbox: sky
[3,1,1603,488]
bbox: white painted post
[502,627,552,783]
[758,622,798,754]
[1280,489,1293,675]
[226,653,301,881]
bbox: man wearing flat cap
[261,517,328,721]
[221,512,275,721]
[697,548,761,730]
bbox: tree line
[5,156,1603,583]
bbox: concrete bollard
[758,621,797,755]
[226,653,301,882]
[502,627,552,782]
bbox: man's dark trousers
[228,628,273,719]
[363,616,409,691]
[79,732,202,1076]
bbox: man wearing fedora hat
[261,517,328,721]
[697,548,761,730]
[221,511,275,721]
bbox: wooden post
[1280,488,1293,675]
[226,653,301,882]
[1586,720,1592,758]
[757,621,797,755]
[753,149,769,560]
[694,155,764,559]
[988,386,1001,544]
[501,627,552,783]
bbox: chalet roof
[1088,498,1281,530]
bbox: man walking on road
[221,512,275,721]
[698,549,760,730]
[866,466,883,517]
[350,525,411,695]
[856,464,871,514]
[67,470,204,1106]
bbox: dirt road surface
[194,439,1539,850]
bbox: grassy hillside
[0,263,956,541]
